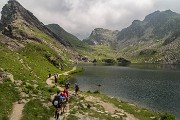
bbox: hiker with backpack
[65,81,70,89]
[52,89,65,119]
[54,74,58,84]
[75,83,80,95]
[60,90,68,114]
[64,88,69,102]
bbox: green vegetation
[18,42,66,82]
[46,24,89,50]
[0,81,20,120]
[0,47,34,81]
[21,100,52,120]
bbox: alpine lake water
[70,63,180,119]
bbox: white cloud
[0,0,180,39]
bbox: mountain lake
[70,63,180,119]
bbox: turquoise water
[70,64,180,119]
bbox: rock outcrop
[0,0,70,46]
[0,68,14,83]
[84,28,118,46]
[117,57,131,66]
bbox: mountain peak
[144,10,178,22]
[1,0,43,29]
[0,0,71,46]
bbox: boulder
[102,58,115,64]
[0,71,14,83]
[14,80,23,86]
[117,57,131,66]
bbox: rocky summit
[84,28,119,45]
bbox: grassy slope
[83,39,166,64]
[46,24,88,50]
[0,25,74,119]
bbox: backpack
[52,95,60,107]
[75,84,80,89]
[65,82,70,88]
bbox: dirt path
[9,102,25,120]
[85,96,138,120]
[47,67,76,120]
[46,66,77,88]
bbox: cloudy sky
[0,0,180,39]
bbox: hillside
[84,10,180,64]
[46,24,88,50]
[0,0,85,119]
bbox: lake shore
[68,64,176,120]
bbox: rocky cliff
[84,28,118,46]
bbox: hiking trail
[85,96,138,120]
[9,102,25,120]
[47,67,76,120]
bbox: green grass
[18,42,64,82]
[0,41,72,84]
[0,48,35,81]
[21,100,52,120]
[46,24,89,50]
[66,114,79,120]
[0,81,20,120]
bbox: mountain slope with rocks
[84,10,180,64]
[84,28,119,46]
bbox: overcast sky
[0,0,180,39]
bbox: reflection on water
[129,63,180,71]
[70,64,180,119]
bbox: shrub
[93,90,100,94]
[160,113,175,120]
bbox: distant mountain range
[84,10,180,64]
[85,10,180,46]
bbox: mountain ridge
[84,10,180,64]
[46,24,88,49]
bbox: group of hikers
[52,80,80,119]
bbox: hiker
[60,91,67,114]
[64,88,69,102]
[65,81,70,89]
[52,89,64,119]
[54,74,58,83]
[75,83,80,95]
[48,73,51,78]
